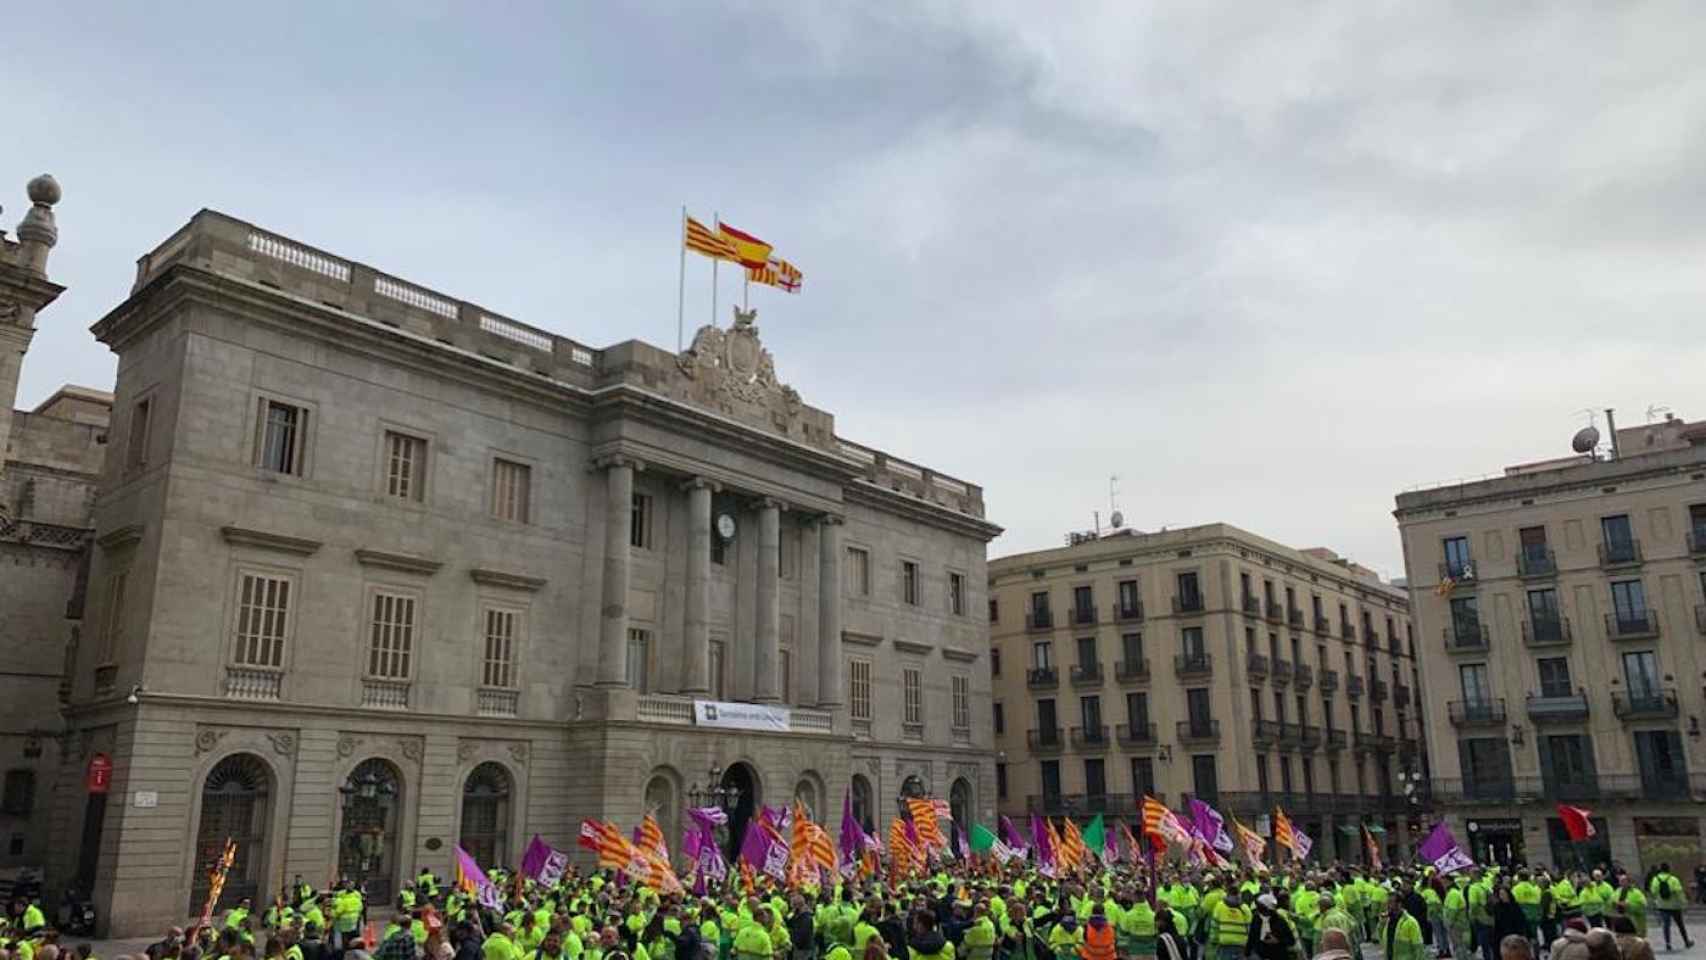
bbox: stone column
[817,516,844,707]
[753,499,782,703]
[681,478,715,695]
[597,459,635,687]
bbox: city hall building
[10,200,1000,934]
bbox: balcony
[1173,594,1205,615]
[1612,687,1678,720]
[1355,731,1397,753]
[1318,668,1339,693]
[1117,722,1158,746]
[1324,727,1347,750]
[1176,719,1221,744]
[1294,663,1314,690]
[1026,609,1054,631]
[1246,652,1270,678]
[1297,723,1321,749]
[1115,658,1151,682]
[361,678,412,709]
[1026,793,1137,816]
[1448,698,1507,727]
[1174,652,1213,679]
[1517,545,1558,579]
[1272,659,1293,687]
[1288,607,1305,629]
[1113,599,1145,623]
[1365,629,1381,649]
[1314,615,1332,636]
[225,666,283,701]
[1690,525,1706,556]
[1430,777,1520,804]
[1444,622,1490,653]
[1438,559,1478,584]
[1345,674,1365,699]
[1342,623,1357,641]
[1599,538,1642,569]
[1605,610,1660,641]
[1070,662,1103,686]
[1026,727,1065,752]
[1241,594,1261,617]
[1526,691,1589,724]
[1265,599,1284,623]
[1026,666,1059,689]
[1253,718,1282,745]
[1522,616,1572,648]
[1070,725,1111,750]
[1370,678,1388,702]
[477,687,520,717]
[1070,606,1099,627]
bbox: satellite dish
[1571,425,1600,454]
[1110,510,1124,529]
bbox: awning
[1339,822,1388,836]
[1366,823,1388,835]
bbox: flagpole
[677,205,687,351]
[711,211,720,326]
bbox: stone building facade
[1394,416,1706,872]
[51,210,1000,935]
[989,524,1426,863]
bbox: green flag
[970,823,997,854]
[1082,814,1106,857]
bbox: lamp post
[686,764,741,811]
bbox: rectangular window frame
[489,456,534,524]
[229,565,297,670]
[948,571,966,616]
[849,657,873,720]
[846,545,872,597]
[124,394,154,474]
[364,585,420,680]
[901,559,920,606]
[902,667,923,726]
[378,426,432,504]
[630,492,654,549]
[479,602,526,690]
[253,395,315,478]
[952,675,971,730]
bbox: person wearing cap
[1244,894,1294,960]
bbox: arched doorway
[339,759,402,903]
[949,777,973,856]
[644,773,677,857]
[850,774,874,834]
[898,774,926,816]
[460,762,512,869]
[191,754,272,914]
[793,778,819,821]
[720,763,758,861]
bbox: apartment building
[1394,414,1706,871]
[989,523,1424,862]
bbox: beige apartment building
[989,523,1425,862]
[1395,415,1706,872]
[2,196,1001,934]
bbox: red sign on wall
[86,753,112,794]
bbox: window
[1076,636,1097,666]
[233,572,291,668]
[1542,734,1594,791]
[1442,536,1472,578]
[490,459,531,523]
[1622,651,1659,698]
[257,400,308,476]
[481,608,517,688]
[996,763,1008,799]
[710,640,726,699]
[1302,757,1316,795]
[902,668,922,725]
[0,772,34,818]
[1459,738,1514,796]
[1633,730,1688,795]
[1126,692,1149,727]
[1040,760,1062,800]
[1528,587,1560,622]
[101,571,128,663]
[1121,633,1143,664]
[629,493,653,549]
[383,430,427,501]
[1185,688,1212,726]
[1312,595,1324,619]
[990,648,1001,676]
[1449,595,1481,643]
[988,598,999,623]
[846,547,870,596]
[1274,690,1287,724]
[125,397,152,471]
[1037,698,1058,733]
[1117,579,1139,615]
[1610,580,1649,626]
[1176,571,1202,609]
[1250,688,1263,720]
[849,658,872,719]
[1084,759,1107,798]
[625,628,650,692]
[1279,756,1294,795]
[1601,514,1634,549]
[1536,657,1572,698]
[952,676,970,729]
[1191,755,1218,802]
[1072,585,1094,619]
[1130,757,1156,798]
[948,572,965,616]
[1459,663,1490,704]
[1181,626,1205,658]
[367,592,416,679]
[992,702,1005,734]
[1296,694,1308,725]
[1032,641,1053,669]
[1240,572,1253,601]
[901,561,919,605]
[1079,695,1102,729]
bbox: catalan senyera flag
[578,819,635,873]
[685,216,741,262]
[888,818,917,878]
[1273,808,1296,859]
[789,801,836,884]
[1057,818,1088,869]
[716,222,773,270]
[639,813,668,862]
[906,797,945,850]
[1232,818,1269,872]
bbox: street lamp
[687,765,741,810]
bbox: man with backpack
[1647,864,1693,951]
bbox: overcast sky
[6,2,1704,578]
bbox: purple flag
[1029,813,1056,873]
[1189,797,1234,853]
[740,808,789,880]
[1103,824,1120,863]
[519,834,568,886]
[1001,815,1028,853]
[839,788,866,874]
[1418,822,1473,874]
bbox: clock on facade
[716,513,737,540]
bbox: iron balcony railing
[1345,674,1365,698]
[1318,668,1339,693]
[1026,793,1137,815]
[1394,683,1412,707]
[1070,605,1099,626]
[1026,727,1064,751]
[1174,652,1213,678]
[1438,559,1477,583]
[1612,687,1678,720]
[1431,774,1706,805]
[1296,723,1321,749]
[1070,662,1103,686]
[1173,593,1206,614]
[1288,607,1305,629]
[1115,658,1151,682]
[1445,621,1490,652]
[1522,616,1572,647]
[1294,663,1314,690]
[1026,666,1059,689]
[1117,722,1158,745]
[1176,719,1221,743]
[1246,652,1270,678]
[1113,599,1145,622]
[1324,728,1347,750]
[1598,538,1642,568]
[1448,698,1507,726]
[1266,599,1284,623]
[1527,691,1590,724]
[1272,659,1293,686]
[1242,594,1262,617]
[1026,609,1054,631]
[1253,718,1282,745]
[1070,725,1110,749]
[1365,629,1382,649]
[1370,678,1389,702]
[1315,615,1332,636]
[1342,622,1357,641]
[1517,545,1558,578]
[1605,610,1660,641]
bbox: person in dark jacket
[908,911,951,960]
[1491,887,1532,952]
[877,906,909,960]
[1245,894,1296,960]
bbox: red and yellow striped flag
[1141,796,1170,839]
[685,216,740,262]
[1272,808,1295,860]
[577,819,634,873]
[748,257,803,293]
[716,222,773,270]
[1058,818,1088,869]
[789,801,836,884]
[906,798,945,850]
[888,818,917,878]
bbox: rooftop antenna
[1108,474,1124,530]
[1646,404,1672,423]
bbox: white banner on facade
[693,700,791,732]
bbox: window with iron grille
[383,431,427,501]
[367,592,416,678]
[901,561,920,605]
[849,658,872,719]
[903,668,923,725]
[482,608,517,688]
[234,572,291,668]
[491,459,531,523]
[948,572,965,616]
[952,675,970,729]
[101,571,129,664]
[630,493,653,548]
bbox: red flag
[1558,804,1596,841]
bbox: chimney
[1604,408,1620,461]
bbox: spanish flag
[684,216,740,262]
[717,222,774,270]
